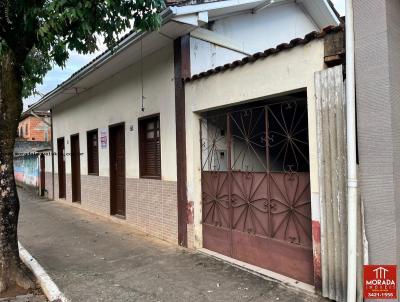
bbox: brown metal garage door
[201,99,313,285]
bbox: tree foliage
[0,0,165,293]
[0,0,165,97]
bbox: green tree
[0,0,164,292]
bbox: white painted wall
[185,39,326,248]
[52,44,177,181]
[189,3,319,75]
[190,37,247,76]
[44,151,52,173]
[211,3,318,54]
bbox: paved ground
[18,188,327,302]
[0,293,47,302]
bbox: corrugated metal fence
[315,65,365,302]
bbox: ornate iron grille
[201,100,312,247]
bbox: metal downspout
[50,109,54,201]
[345,0,358,301]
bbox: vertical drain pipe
[50,109,55,201]
[346,0,358,301]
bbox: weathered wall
[18,116,51,142]
[189,2,321,76]
[185,39,326,254]
[50,44,179,245]
[210,2,318,54]
[51,174,178,244]
[126,178,178,243]
[52,44,176,181]
[354,0,399,268]
[190,37,246,75]
[14,141,51,188]
[14,155,39,187]
[45,172,53,199]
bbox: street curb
[18,242,69,302]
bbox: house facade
[28,1,367,300]
[14,112,51,193]
[14,140,51,194]
[18,111,51,142]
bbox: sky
[331,0,345,16]
[23,0,346,110]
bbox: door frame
[40,153,45,197]
[109,122,126,217]
[70,133,81,203]
[57,137,66,199]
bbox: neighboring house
[18,111,51,142]
[14,111,52,194]
[28,1,371,301]
[14,140,51,195]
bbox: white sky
[331,0,345,16]
[24,0,345,109]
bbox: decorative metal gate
[201,100,313,284]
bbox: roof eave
[29,0,339,112]
[172,0,339,27]
[29,7,174,113]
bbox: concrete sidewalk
[18,188,327,302]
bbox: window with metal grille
[139,115,161,179]
[87,129,99,175]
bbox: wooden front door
[109,124,126,217]
[57,138,66,198]
[71,134,81,202]
[40,154,45,197]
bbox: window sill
[140,176,161,180]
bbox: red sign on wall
[364,265,397,300]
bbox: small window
[139,115,161,179]
[44,131,48,142]
[87,129,99,175]
[25,124,28,136]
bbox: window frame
[87,129,99,176]
[138,114,161,180]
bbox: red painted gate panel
[201,100,314,284]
